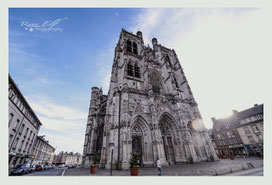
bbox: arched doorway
[159,114,178,165]
[131,123,143,166]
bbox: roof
[212,104,263,132]
[37,135,55,150]
[237,104,263,119]
[9,74,42,126]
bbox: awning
[245,145,252,152]
[8,152,16,156]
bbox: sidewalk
[64,157,263,176]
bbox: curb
[214,163,263,176]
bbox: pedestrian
[157,157,162,176]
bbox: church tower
[82,29,218,169]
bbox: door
[162,137,168,161]
[132,136,142,165]
[167,137,175,164]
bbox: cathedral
[82,29,218,170]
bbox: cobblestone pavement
[64,157,263,176]
[221,167,263,176]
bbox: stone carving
[82,29,218,169]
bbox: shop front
[229,144,247,157]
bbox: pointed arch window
[133,42,138,55]
[150,72,161,94]
[134,64,141,78]
[127,62,134,77]
[126,39,138,55]
[127,40,132,53]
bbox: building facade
[211,104,263,158]
[31,136,55,165]
[53,151,82,165]
[8,75,42,167]
[211,113,246,158]
[236,104,263,157]
[82,29,218,169]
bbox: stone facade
[235,104,263,156]
[31,136,55,165]
[82,29,218,169]
[53,151,82,165]
[8,75,42,167]
[211,104,263,158]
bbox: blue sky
[9,8,266,154]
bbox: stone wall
[82,29,218,169]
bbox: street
[221,167,263,176]
[24,167,66,176]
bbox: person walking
[157,157,162,176]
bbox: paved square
[64,157,263,176]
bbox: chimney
[137,31,142,39]
[254,104,258,107]
[211,117,216,122]
[232,110,238,115]
[152,38,158,46]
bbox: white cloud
[95,39,118,94]
[38,131,84,154]
[26,95,87,120]
[25,95,87,153]
[131,8,270,128]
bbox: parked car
[67,164,73,169]
[44,165,49,170]
[10,163,31,175]
[35,165,43,171]
[30,165,36,173]
[58,164,65,168]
